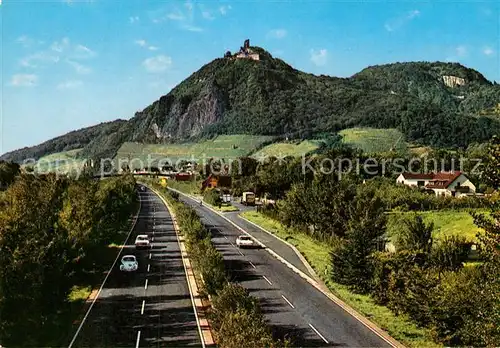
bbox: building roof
[400,171,464,189]
[425,171,463,189]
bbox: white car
[119,255,138,272]
[135,235,151,249]
[236,235,255,248]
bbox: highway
[176,193,393,348]
[69,188,202,347]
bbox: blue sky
[1,0,499,154]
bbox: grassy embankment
[241,210,449,348]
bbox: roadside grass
[387,209,485,243]
[213,203,239,212]
[339,128,408,154]
[165,178,202,195]
[241,211,440,348]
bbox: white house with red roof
[396,171,476,197]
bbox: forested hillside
[2,46,499,163]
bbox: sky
[1,0,499,155]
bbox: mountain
[2,45,500,163]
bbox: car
[236,235,255,248]
[135,234,151,249]
[119,255,138,272]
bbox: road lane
[178,193,392,348]
[70,188,202,347]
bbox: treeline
[0,173,137,345]
[255,138,500,346]
[226,140,496,206]
[155,185,287,347]
[0,161,20,189]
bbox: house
[201,174,232,191]
[396,171,476,197]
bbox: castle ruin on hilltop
[224,39,260,61]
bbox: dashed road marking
[309,323,328,344]
[282,295,295,309]
[135,330,141,348]
[144,279,148,290]
[249,261,256,269]
[149,253,152,260]
[263,276,272,286]
[147,264,150,272]
[141,300,145,315]
[238,250,244,256]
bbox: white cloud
[167,11,185,21]
[74,44,96,59]
[385,10,420,32]
[51,37,70,53]
[10,74,38,87]
[201,9,215,20]
[135,40,160,51]
[183,24,203,32]
[456,45,468,57]
[17,35,34,47]
[129,16,140,23]
[219,5,231,15]
[267,29,287,39]
[310,49,328,66]
[57,80,83,90]
[20,51,60,68]
[143,55,173,73]
[67,60,92,74]
[483,46,495,56]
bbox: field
[251,140,322,158]
[387,209,485,243]
[33,149,86,173]
[339,128,408,154]
[114,135,274,168]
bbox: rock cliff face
[443,75,467,88]
[2,51,500,163]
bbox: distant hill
[2,43,499,163]
[0,120,126,163]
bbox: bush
[210,284,280,348]
[429,266,500,346]
[203,188,222,206]
[431,236,471,273]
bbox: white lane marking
[141,300,145,315]
[229,242,235,247]
[147,264,150,272]
[149,253,152,260]
[135,330,141,348]
[68,192,142,348]
[309,323,329,344]
[224,236,228,240]
[281,295,295,309]
[249,261,256,269]
[263,276,272,286]
[238,250,244,256]
[144,279,148,290]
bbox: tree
[481,135,500,190]
[330,185,387,293]
[395,214,434,253]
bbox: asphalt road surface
[69,188,202,347]
[178,193,392,348]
